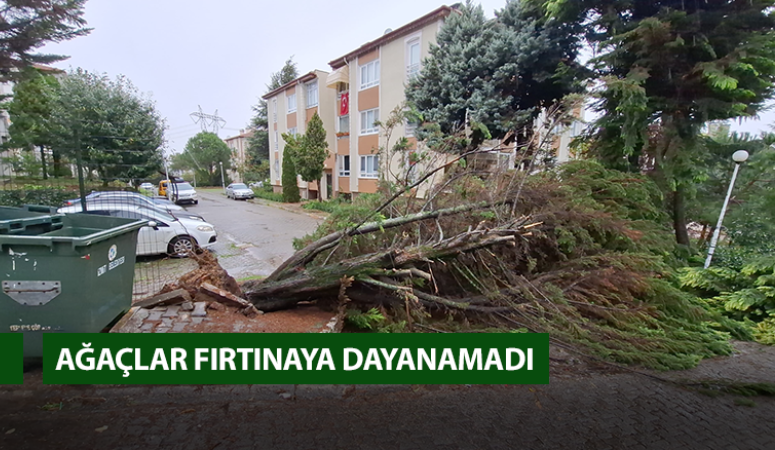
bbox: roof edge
[328,5,455,69]
[261,70,326,100]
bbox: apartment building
[263,70,336,200]
[325,5,455,197]
[223,128,254,183]
[264,5,581,199]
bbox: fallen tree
[237,161,746,370]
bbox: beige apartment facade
[325,5,454,197]
[263,70,337,200]
[263,4,581,200]
[223,128,254,183]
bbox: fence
[0,147,200,302]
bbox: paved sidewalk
[3,342,774,449]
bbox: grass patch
[252,187,283,203]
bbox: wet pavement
[132,190,324,299]
[2,341,774,449]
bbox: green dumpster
[0,207,146,359]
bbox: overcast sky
[44,0,773,157]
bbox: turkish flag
[340,93,349,116]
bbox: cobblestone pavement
[132,191,324,299]
[3,343,774,449]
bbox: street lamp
[219,161,225,191]
[704,150,749,269]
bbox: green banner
[43,333,549,385]
[0,333,23,385]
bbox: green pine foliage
[0,1,90,81]
[406,0,584,148]
[680,256,775,344]
[535,0,775,245]
[280,134,301,203]
[294,112,329,183]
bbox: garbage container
[0,207,146,359]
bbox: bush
[253,189,284,202]
[0,187,76,207]
[301,197,349,213]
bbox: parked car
[248,181,263,188]
[57,204,217,257]
[226,183,254,200]
[139,182,155,191]
[169,182,198,205]
[61,191,206,222]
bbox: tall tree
[2,68,59,178]
[292,112,328,183]
[49,68,165,184]
[534,0,775,245]
[0,0,90,81]
[246,57,298,163]
[180,131,232,186]
[280,134,300,203]
[406,0,584,150]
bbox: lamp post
[219,161,225,191]
[704,150,749,269]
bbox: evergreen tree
[280,133,301,203]
[533,0,775,245]
[293,112,328,183]
[406,0,584,149]
[48,68,165,184]
[3,68,59,178]
[0,0,90,81]
[247,57,299,162]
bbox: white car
[169,182,198,205]
[139,182,155,192]
[226,183,254,200]
[57,204,216,257]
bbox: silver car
[226,183,255,200]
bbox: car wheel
[194,200,199,205]
[167,236,198,258]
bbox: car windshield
[232,183,248,189]
[176,183,194,190]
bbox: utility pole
[75,128,87,212]
[219,161,225,191]
[164,156,171,200]
[189,106,227,136]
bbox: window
[339,155,350,177]
[360,108,379,135]
[274,159,280,180]
[274,130,278,150]
[288,127,297,136]
[306,81,318,108]
[272,99,277,122]
[287,92,296,113]
[407,38,421,78]
[359,60,380,90]
[338,115,350,134]
[360,155,379,178]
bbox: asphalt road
[184,190,323,281]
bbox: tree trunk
[39,146,47,180]
[673,184,691,246]
[52,149,61,177]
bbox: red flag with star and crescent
[340,93,349,116]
